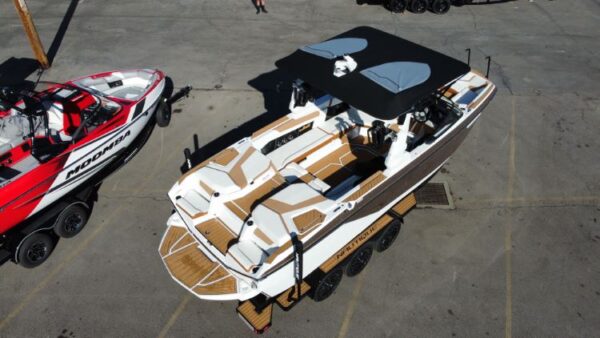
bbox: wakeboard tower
[0,69,191,268]
[159,27,496,332]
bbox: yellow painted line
[0,127,193,331]
[157,293,193,338]
[507,97,516,203]
[505,227,512,338]
[0,204,124,331]
[1,183,155,328]
[338,269,368,338]
[504,96,517,338]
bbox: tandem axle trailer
[236,193,417,333]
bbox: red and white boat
[0,69,188,268]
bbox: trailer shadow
[355,0,517,9]
[179,68,293,173]
[464,0,517,5]
[356,0,384,5]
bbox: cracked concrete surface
[0,0,599,337]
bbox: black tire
[54,204,89,238]
[408,0,428,13]
[346,245,373,277]
[17,232,55,268]
[375,219,401,252]
[451,0,465,6]
[385,0,407,13]
[430,0,451,14]
[311,268,344,302]
[155,97,171,128]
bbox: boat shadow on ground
[461,0,517,5]
[179,68,293,173]
[0,0,79,89]
[0,57,40,89]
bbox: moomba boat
[159,27,496,331]
[1,69,190,268]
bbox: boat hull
[0,70,165,234]
[159,84,496,301]
[258,86,496,297]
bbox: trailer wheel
[17,232,55,268]
[54,204,89,238]
[451,0,465,6]
[155,97,171,128]
[375,219,401,252]
[311,267,343,302]
[408,0,428,13]
[346,245,373,277]
[430,0,451,14]
[385,0,407,13]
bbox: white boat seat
[228,241,266,270]
[110,87,146,100]
[308,176,331,193]
[280,162,308,182]
[177,189,210,219]
[281,162,330,193]
[46,101,64,133]
[45,101,77,142]
[0,114,30,147]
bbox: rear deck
[160,227,238,297]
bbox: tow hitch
[156,85,192,127]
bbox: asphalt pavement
[0,0,599,337]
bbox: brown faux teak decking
[237,301,272,333]
[160,225,237,296]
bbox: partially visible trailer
[371,0,513,15]
[169,193,416,333]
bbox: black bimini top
[275,26,471,120]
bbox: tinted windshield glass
[301,38,367,59]
[360,62,431,94]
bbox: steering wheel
[414,106,430,123]
[82,101,102,126]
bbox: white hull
[160,70,496,302]
[31,79,164,215]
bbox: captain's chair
[45,101,81,142]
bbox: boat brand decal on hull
[66,130,131,180]
[334,224,377,261]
